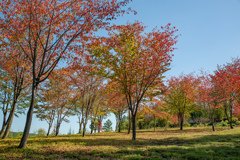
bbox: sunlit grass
[0,126,240,159]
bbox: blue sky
[1,0,240,135]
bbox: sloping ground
[0,127,240,159]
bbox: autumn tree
[142,100,168,132]
[89,90,109,134]
[106,83,128,132]
[233,106,240,120]
[0,0,133,148]
[0,48,29,139]
[89,22,178,140]
[0,71,12,137]
[35,87,56,136]
[43,69,76,136]
[198,73,221,131]
[212,57,240,129]
[70,62,105,137]
[164,73,199,130]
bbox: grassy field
[0,127,240,160]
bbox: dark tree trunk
[2,95,19,139]
[98,119,102,133]
[224,104,234,129]
[178,114,180,128]
[212,117,215,131]
[55,123,61,136]
[47,123,52,136]
[128,110,131,134]
[132,114,136,141]
[180,114,184,130]
[154,115,156,132]
[224,106,230,122]
[118,118,121,133]
[229,104,233,129]
[90,121,94,134]
[18,83,37,148]
[0,112,7,137]
[83,122,87,137]
[118,113,121,133]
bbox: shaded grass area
[0,127,240,159]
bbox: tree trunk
[132,114,136,141]
[212,117,215,131]
[2,97,19,139]
[18,83,37,148]
[154,115,156,132]
[229,104,233,129]
[83,122,87,137]
[0,112,7,137]
[47,123,52,136]
[55,123,61,136]
[178,114,180,128]
[118,118,121,133]
[0,124,6,138]
[180,115,184,130]
[98,119,102,133]
[224,106,230,122]
[79,118,83,134]
[128,110,131,134]
[90,121,94,134]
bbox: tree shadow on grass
[1,139,240,160]
[21,130,240,149]
[137,127,229,134]
[1,127,240,159]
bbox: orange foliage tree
[89,22,178,140]
[164,73,199,130]
[106,82,128,132]
[0,47,30,139]
[198,73,222,131]
[212,57,240,129]
[0,0,133,148]
[142,100,169,132]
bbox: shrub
[216,120,229,127]
[37,128,46,136]
[184,123,191,127]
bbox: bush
[184,123,191,127]
[216,120,229,127]
[37,128,46,136]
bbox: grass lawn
[0,126,240,159]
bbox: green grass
[0,126,240,159]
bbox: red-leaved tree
[0,0,134,148]
[89,22,178,140]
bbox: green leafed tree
[103,119,113,132]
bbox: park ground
[0,126,240,160]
